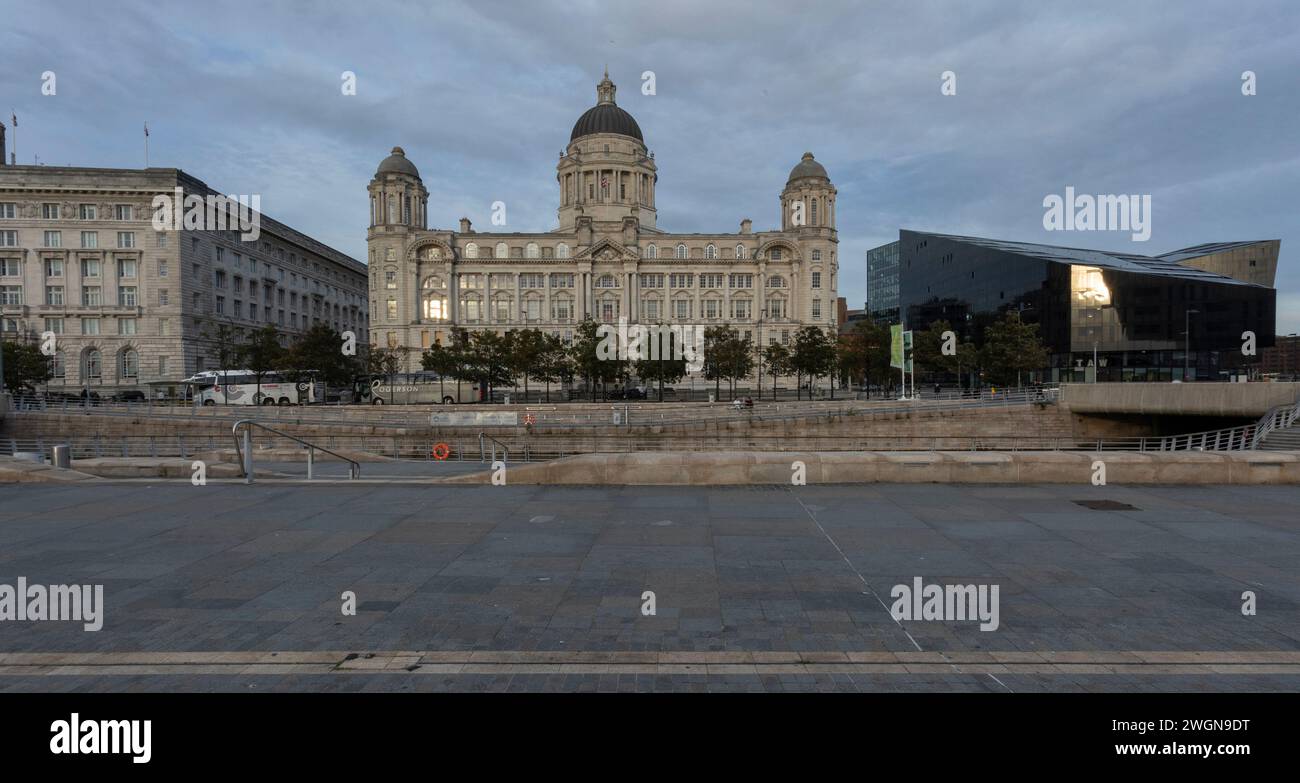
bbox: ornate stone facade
[368,73,840,375]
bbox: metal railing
[1249,400,1300,450]
[479,432,510,463]
[232,419,360,484]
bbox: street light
[1184,308,1200,382]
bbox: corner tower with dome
[366,71,839,378]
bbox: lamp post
[1184,308,1200,381]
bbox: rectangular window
[117,232,136,248]
[673,299,690,320]
[45,285,65,305]
[159,356,169,376]
[550,300,570,321]
[670,273,693,288]
[80,231,98,248]
[385,270,397,289]
[549,273,573,288]
[812,271,821,289]
[42,203,60,220]
[119,286,137,307]
[639,273,664,289]
[731,299,751,320]
[214,270,226,289]
[0,258,19,276]
[118,258,138,278]
[0,203,15,219]
[156,232,168,248]
[115,204,133,221]
[160,318,170,336]
[386,299,397,319]
[81,318,100,335]
[526,298,541,320]
[812,299,822,319]
[642,299,660,320]
[44,317,63,334]
[728,274,753,289]
[0,231,17,247]
[215,296,225,314]
[704,299,720,319]
[158,260,168,277]
[44,231,62,247]
[118,318,137,335]
[0,285,22,305]
[82,286,102,306]
[44,258,64,278]
[158,289,169,306]
[80,204,97,220]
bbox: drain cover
[1073,499,1138,511]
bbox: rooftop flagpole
[144,122,149,168]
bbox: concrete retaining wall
[1061,382,1300,416]
[441,450,1300,485]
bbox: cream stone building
[0,165,367,395]
[368,72,839,376]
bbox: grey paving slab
[0,482,1298,691]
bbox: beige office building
[368,71,840,374]
[0,165,367,395]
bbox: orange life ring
[432,442,451,460]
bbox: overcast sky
[5,0,1299,331]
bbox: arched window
[369,198,376,226]
[51,350,66,379]
[675,244,687,259]
[494,242,509,259]
[83,348,103,380]
[769,247,783,261]
[425,246,442,260]
[735,244,746,259]
[423,296,448,321]
[810,199,818,225]
[704,244,716,259]
[464,242,479,259]
[556,243,569,259]
[386,196,396,224]
[645,244,657,259]
[525,242,540,259]
[120,348,138,379]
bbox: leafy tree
[790,326,836,399]
[237,324,285,402]
[761,342,792,400]
[635,324,689,401]
[912,319,960,383]
[571,318,622,400]
[533,333,572,402]
[421,339,460,401]
[2,339,54,391]
[287,323,358,388]
[721,330,755,396]
[507,328,549,402]
[464,330,513,399]
[977,311,1049,387]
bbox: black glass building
[898,230,1278,382]
[866,240,900,324]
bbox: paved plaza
[0,482,1297,691]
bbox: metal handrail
[478,432,510,463]
[232,419,360,483]
[1249,400,1300,450]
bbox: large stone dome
[376,146,420,178]
[787,151,829,183]
[569,70,643,143]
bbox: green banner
[890,324,904,369]
[903,330,914,373]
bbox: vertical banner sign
[890,324,904,369]
[902,330,914,373]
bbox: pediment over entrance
[575,237,638,263]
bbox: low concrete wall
[440,450,1300,485]
[1061,382,1300,417]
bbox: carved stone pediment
[575,236,637,263]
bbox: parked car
[111,390,147,402]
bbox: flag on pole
[144,123,149,137]
[10,112,15,128]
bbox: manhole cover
[1073,499,1138,511]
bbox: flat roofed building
[897,230,1278,383]
[0,166,367,394]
